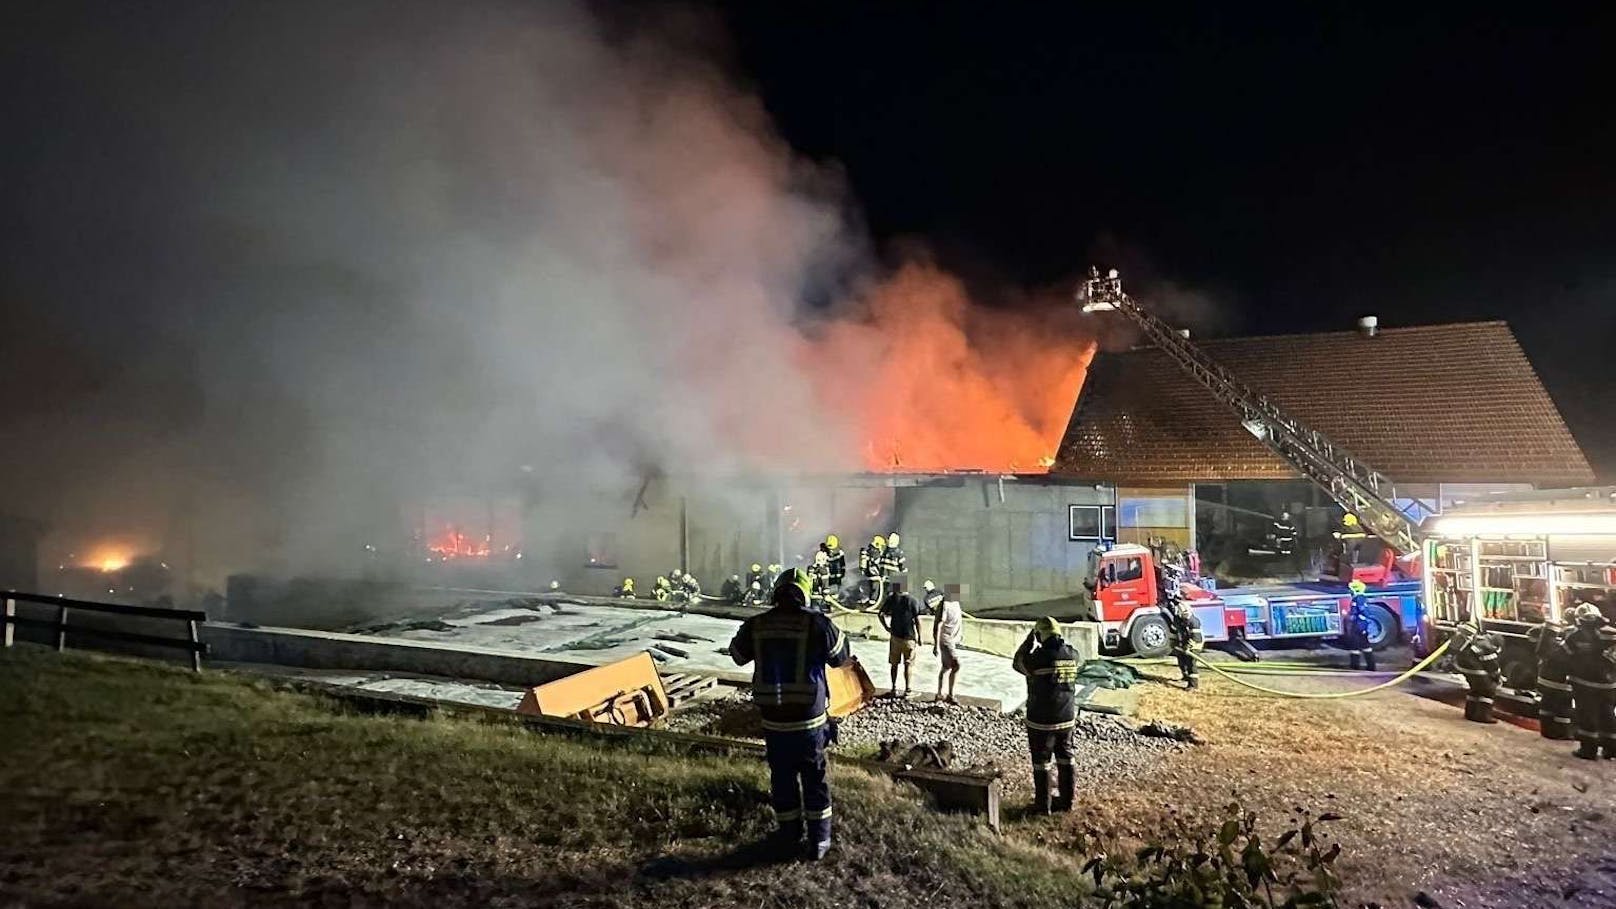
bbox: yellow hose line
[1188,639,1451,699]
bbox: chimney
[1357,315,1379,338]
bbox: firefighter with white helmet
[1528,610,1574,740]
[1563,603,1616,758]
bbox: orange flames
[426,526,492,559]
[805,264,1094,473]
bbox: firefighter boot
[1053,764,1074,813]
[1363,649,1377,672]
[769,820,804,852]
[1463,695,1497,724]
[1349,651,1361,671]
[1032,768,1052,815]
[1574,741,1600,760]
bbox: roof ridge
[1121,320,1513,350]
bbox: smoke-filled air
[0,0,1093,588]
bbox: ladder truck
[1076,268,1425,657]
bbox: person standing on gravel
[1013,617,1081,814]
[729,569,852,860]
[931,584,963,704]
[879,585,926,698]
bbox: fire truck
[1089,542,1424,657]
[1077,268,1429,657]
[1420,488,1616,685]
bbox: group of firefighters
[1451,602,1616,759]
[609,531,911,613]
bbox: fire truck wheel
[1364,603,1399,650]
[1128,615,1171,658]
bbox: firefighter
[1563,604,1616,759]
[1343,579,1377,671]
[879,532,908,603]
[822,534,846,592]
[746,579,766,607]
[720,574,743,605]
[1451,619,1504,724]
[746,562,768,593]
[729,569,852,860]
[858,535,886,606]
[808,550,834,609]
[1013,617,1081,814]
[612,577,636,598]
[653,576,672,602]
[1528,613,1574,741]
[548,580,562,593]
[1272,510,1297,557]
[1163,598,1203,690]
[679,572,701,606]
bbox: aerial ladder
[1077,267,1420,556]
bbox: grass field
[0,648,1087,908]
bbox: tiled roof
[1054,321,1594,485]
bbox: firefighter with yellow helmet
[1013,616,1082,813]
[728,568,853,859]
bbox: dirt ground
[1040,649,1616,909]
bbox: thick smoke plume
[0,0,1092,590]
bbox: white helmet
[887,532,901,547]
[548,580,560,591]
[922,579,936,592]
[815,550,829,566]
[671,568,683,579]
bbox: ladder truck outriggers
[1076,268,1425,657]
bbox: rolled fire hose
[1183,639,1451,699]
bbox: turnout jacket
[823,546,847,587]
[730,603,852,732]
[878,546,907,577]
[1563,621,1616,688]
[1014,635,1081,731]
[1529,623,1572,691]
[1453,625,1503,681]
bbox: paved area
[363,600,1032,711]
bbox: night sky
[718,3,1616,477]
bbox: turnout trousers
[1027,726,1075,812]
[1570,678,1616,756]
[1458,670,1499,723]
[764,726,832,845]
[1537,678,1574,740]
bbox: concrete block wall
[894,480,1112,610]
[832,611,1101,662]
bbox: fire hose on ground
[1170,639,1452,699]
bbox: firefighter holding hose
[728,569,852,859]
[1452,618,1504,724]
[1013,617,1081,814]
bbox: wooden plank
[1,591,206,621]
[2,617,209,653]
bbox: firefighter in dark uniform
[1563,603,1616,759]
[1157,562,1203,689]
[720,574,744,606]
[822,534,847,593]
[1014,617,1081,814]
[878,532,908,604]
[858,536,885,606]
[1528,614,1573,741]
[808,551,834,610]
[1451,618,1504,724]
[729,569,853,858]
[746,562,768,593]
[1272,511,1297,557]
[1343,579,1377,671]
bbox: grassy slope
[0,649,1079,908]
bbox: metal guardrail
[2,591,208,671]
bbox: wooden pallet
[660,672,718,708]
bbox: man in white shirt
[930,583,964,704]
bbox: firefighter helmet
[750,563,762,573]
[826,534,840,549]
[621,578,635,591]
[1034,616,1062,642]
[549,580,560,591]
[1348,579,1367,595]
[1342,513,1360,528]
[815,550,828,566]
[922,579,936,592]
[671,568,683,579]
[887,532,901,548]
[773,568,812,607]
[656,576,669,588]
[871,535,885,549]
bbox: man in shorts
[879,585,926,698]
[931,584,964,704]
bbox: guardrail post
[187,619,201,672]
[3,598,13,648]
[56,604,68,652]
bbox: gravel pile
[835,698,1187,792]
[667,693,1188,793]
